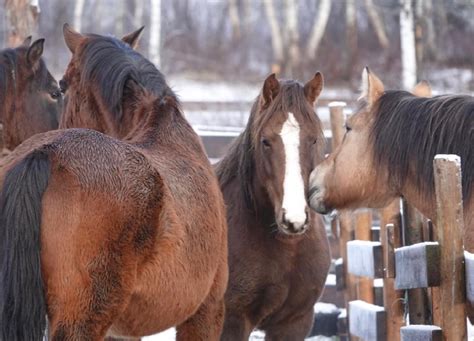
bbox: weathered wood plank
[402,200,432,325]
[400,325,442,341]
[380,200,404,341]
[465,251,474,303]
[354,210,374,303]
[347,240,383,278]
[348,300,386,341]
[335,257,345,291]
[394,242,441,289]
[433,154,466,339]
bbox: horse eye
[50,89,62,100]
[261,138,271,148]
[345,124,352,132]
[59,79,68,93]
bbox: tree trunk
[5,0,40,47]
[73,0,85,32]
[149,0,162,68]
[305,0,332,60]
[134,0,145,28]
[285,0,300,77]
[364,0,389,49]
[424,0,437,60]
[344,0,358,80]
[263,0,284,74]
[228,0,241,40]
[400,0,417,90]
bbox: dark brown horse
[309,67,474,319]
[216,73,331,340]
[0,25,228,340]
[0,37,61,150]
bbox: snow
[328,101,347,108]
[434,154,461,166]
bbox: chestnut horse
[0,37,61,150]
[216,73,331,340]
[0,25,228,340]
[309,67,474,319]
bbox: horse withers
[309,67,474,319]
[0,37,61,151]
[0,25,228,340]
[216,73,331,340]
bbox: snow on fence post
[433,154,466,340]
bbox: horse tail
[0,147,52,341]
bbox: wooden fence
[328,102,469,341]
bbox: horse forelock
[370,91,474,202]
[216,81,324,212]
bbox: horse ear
[260,73,280,109]
[63,23,84,54]
[412,80,432,98]
[21,36,32,47]
[304,72,324,106]
[122,26,145,49]
[359,67,384,106]
[26,39,44,66]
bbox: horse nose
[282,209,309,233]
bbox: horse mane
[216,80,324,211]
[78,35,177,123]
[371,91,474,202]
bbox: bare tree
[150,0,161,67]
[364,0,389,49]
[263,0,284,73]
[73,0,85,32]
[424,0,437,60]
[305,0,332,60]
[228,0,241,40]
[400,0,417,89]
[134,0,145,28]
[285,0,300,76]
[5,0,40,46]
[344,0,357,80]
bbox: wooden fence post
[354,210,374,304]
[329,102,357,340]
[402,200,432,324]
[433,154,466,340]
[380,200,404,340]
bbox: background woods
[1,0,473,92]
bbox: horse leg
[264,310,314,341]
[220,313,254,341]
[176,259,228,341]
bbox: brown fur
[0,38,61,150]
[0,26,228,340]
[216,74,331,340]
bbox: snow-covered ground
[143,303,339,341]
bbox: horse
[215,73,331,340]
[308,67,474,319]
[0,25,228,340]
[0,37,61,151]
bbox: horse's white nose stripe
[280,112,307,228]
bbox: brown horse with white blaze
[216,73,331,340]
[0,37,61,150]
[309,67,474,319]
[0,25,227,340]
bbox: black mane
[371,91,474,202]
[216,80,324,211]
[79,35,176,122]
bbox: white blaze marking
[280,113,307,228]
